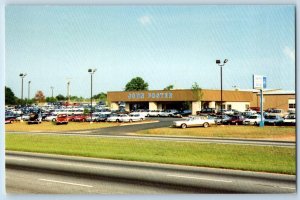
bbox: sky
[5,5,295,99]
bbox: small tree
[163,85,174,90]
[56,94,66,101]
[125,77,149,91]
[191,82,203,110]
[34,90,46,103]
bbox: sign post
[253,75,267,127]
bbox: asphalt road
[6,152,296,194]
[89,117,175,135]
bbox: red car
[73,114,87,122]
[5,115,16,124]
[56,114,68,125]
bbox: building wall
[250,93,295,112]
[223,102,250,112]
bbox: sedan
[243,115,263,125]
[5,115,16,124]
[173,116,215,128]
[264,115,284,126]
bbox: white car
[107,114,128,122]
[121,114,144,122]
[173,116,215,128]
[148,110,163,117]
[160,110,178,117]
[243,115,263,125]
[45,114,57,122]
[283,115,295,125]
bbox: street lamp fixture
[88,68,97,123]
[216,59,228,124]
[19,73,27,101]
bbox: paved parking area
[90,117,177,135]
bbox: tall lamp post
[88,68,97,123]
[19,73,27,102]
[50,86,54,98]
[28,81,31,104]
[216,59,228,124]
[67,81,70,105]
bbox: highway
[6,151,296,194]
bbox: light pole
[50,86,54,98]
[28,81,31,104]
[19,73,27,102]
[216,59,228,124]
[88,68,97,123]
[67,81,70,105]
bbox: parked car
[173,110,192,118]
[160,109,178,117]
[196,108,216,116]
[264,115,284,126]
[214,115,231,125]
[27,112,42,124]
[56,114,68,125]
[121,114,144,122]
[148,110,163,117]
[283,114,296,125]
[107,114,128,122]
[173,116,215,128]
[225,115,245,125]
[73,114,87,122]
[243,115,263,125]
[267,109,287,118]
[45,114,58,122]
[5,115,16,124]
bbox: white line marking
[278,186,296,190]
[166,174,232,183]
[39,178,93,188]
[6,157,28,161]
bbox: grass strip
[5,121,118,132]
[137,126,295,141]
[6,133,295,175]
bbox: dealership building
[107,89,295,114]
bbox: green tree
[93,92,107,103]
[46,97,57,103]
[164,85,174,90]
[125,77,149,91]
[5,86,16,105]
[56,94,66,101]
[191,82,203,110]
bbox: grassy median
[137,126,296,141]
[6,133,295,175]
[5,121,119,132]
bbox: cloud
[283,46,295,62]
[138,15,152,26]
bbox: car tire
[10,120,14,124]
[129,119,133,123]
[181,124,187,129]
[254,122,257,125]
[116,119,119,122]
[203,122,209,128]
[52,118,56,122]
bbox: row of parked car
[172,113,296,129]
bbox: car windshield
[265,116,276,119]
[248,116,258,119]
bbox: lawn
[137,126,296,141]
[5,121,119,132]
[6,133,296,174]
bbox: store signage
[253,75,267,89]
[128,92,173,99]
